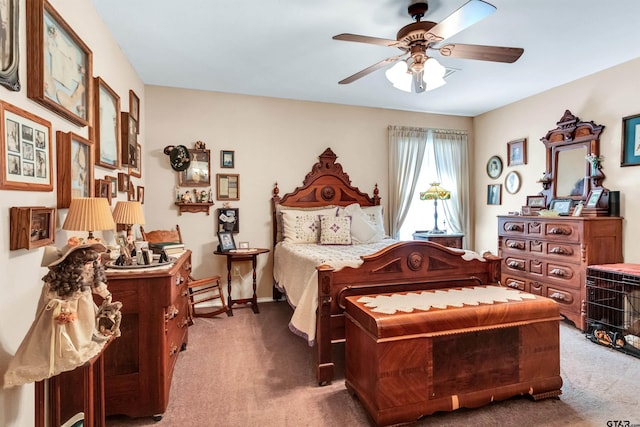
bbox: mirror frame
[540,110,605,207]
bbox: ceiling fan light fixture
[385,57,446,93]
[422,57,446,90]
[385,61,412,92]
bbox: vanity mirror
[539,110,608,215]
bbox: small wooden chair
[141,225,228,319]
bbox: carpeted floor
[106,301,640,427]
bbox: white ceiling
[91,0,640,117]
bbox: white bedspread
[273,239,397,345]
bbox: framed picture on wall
[0,0,20,91]
[179,149,210,187]
[217,208,239,233]
[0,101,53,191]
[486,155,503,179]
[120,112,137,167]
[129,89,140,133]
[221,150,234,168]
[95,179,112,205]
[621,113,640,167]
[216,173,239,200]
[26,0,93,126]
[507,138,527,166]
[94,77,121,169]
[129,143,141,178]
[487,184,501,205]
[56,131,94,208]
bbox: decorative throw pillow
[319,215,352,245]
[276,206,336,242]
[280,207,336,243]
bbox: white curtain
[387,126,428,239]
[431,129,471,248]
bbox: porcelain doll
[4,240,122,388]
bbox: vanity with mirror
[539,109,608,215]
[498,110,623,331]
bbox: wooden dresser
[103,251,191,420]
[498,216,622,330]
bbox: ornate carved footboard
[316,241,501,385]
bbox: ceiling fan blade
[333,33,406,48]
[426,0,496,43]
[338,55,404,84]
[438,43,524,63]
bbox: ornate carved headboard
[271,147,380,245]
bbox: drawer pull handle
[506,281,520,289]
[507,261,523,270]
[549,227,570,235]
[508,241,524,249]
[505,224,523,231]
[549,292,567,301]
[550,268,566,277]
[549,247,567,255]
[165,305,179,320]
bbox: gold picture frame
[0,101,53,191]
[27,0,93,127]
[56,131,94,208]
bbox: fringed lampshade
[419,183,451,234]
[112,201,146,238]
[62,197,116,240]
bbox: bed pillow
[281,207,337,243]
[319,215,352,245]
[361,205,386,237]
[337,203,385,244]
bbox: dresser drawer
[503,275,526,291]
[546,286,575,306]
[542,222,580,242]
[499,219,526,236]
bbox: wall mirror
[540,110,604,206]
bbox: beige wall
[0,1,144,425]
[473,57,640,260]
[144,86,473,304]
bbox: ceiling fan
[333,0,524,93]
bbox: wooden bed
[271,148,501,385]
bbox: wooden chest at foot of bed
[344,286,563,427]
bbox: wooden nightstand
[412,231,464,249]
[214,248,270,315]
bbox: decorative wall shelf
[175,202,213,215]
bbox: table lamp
[112,201,146,239]
[62,197,116,241]
[419,183,451,234]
